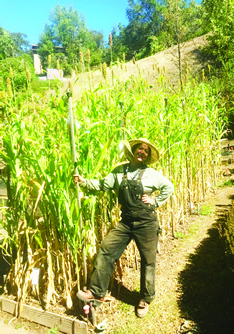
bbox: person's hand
[142,194,154,205]
[73,174,85,184]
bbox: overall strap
[122,164,129,179]
[137,168,146,181]
[123,164,146,180]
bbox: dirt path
[0,182,234,334]
[0,312,49,334]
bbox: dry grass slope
[67,34,209,100]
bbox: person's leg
[134,219,159,304]
[89,221,132,298]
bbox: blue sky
[0,0,129,45]
[1,0,202,46]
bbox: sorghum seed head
[9,67,14,79]
[80,52,84,64]
[48,55,51,67]
[68,81,73,95]
[87,49,91,62]
[102,62,107,80]
[109,33,113,48]
[202,69,205,80]
[26,67,31,82]
[0,91,7,104]
[7,77,13,98]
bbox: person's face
[133,143,149,164]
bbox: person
[74,138,174,318]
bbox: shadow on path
[110,278,140,306]
[178,200,234,333]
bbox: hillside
[68,34,209,99]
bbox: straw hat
[123,138,160,165]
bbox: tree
[37,24,57,70]
[0,27,17,60]
[201,0,234,64]
[162,0,202,89]
[124,0,165,58]
[37,5,105,74]
[11,33,30,55]
[110,0,203,62]
[201,0,234,131]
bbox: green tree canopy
[0,27,17,60]
[11,32,30,55]
[108,0,204,62]
[124,0,165,58]
[0,28,30,60]
[37,5,105,74]
[202,0,234,64]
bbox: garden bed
[0,296,87,334]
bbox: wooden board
[0,297,17,315]
[0,297,87,334]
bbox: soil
[1,166,233,334]
[0,312,49,334]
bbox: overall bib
[90,166,160,303]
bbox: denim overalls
[90,165,160,303]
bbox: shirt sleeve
[79,163,127,193]
[154,176,174,207]
[148,170,174,207]
[80,172,117,193]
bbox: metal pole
[68,94,87,284]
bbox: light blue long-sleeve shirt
[80,162,174,207]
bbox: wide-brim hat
[123,138,160,165]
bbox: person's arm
[142,168,174,207]
[154,174,174,207]
[74,172,116,193]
